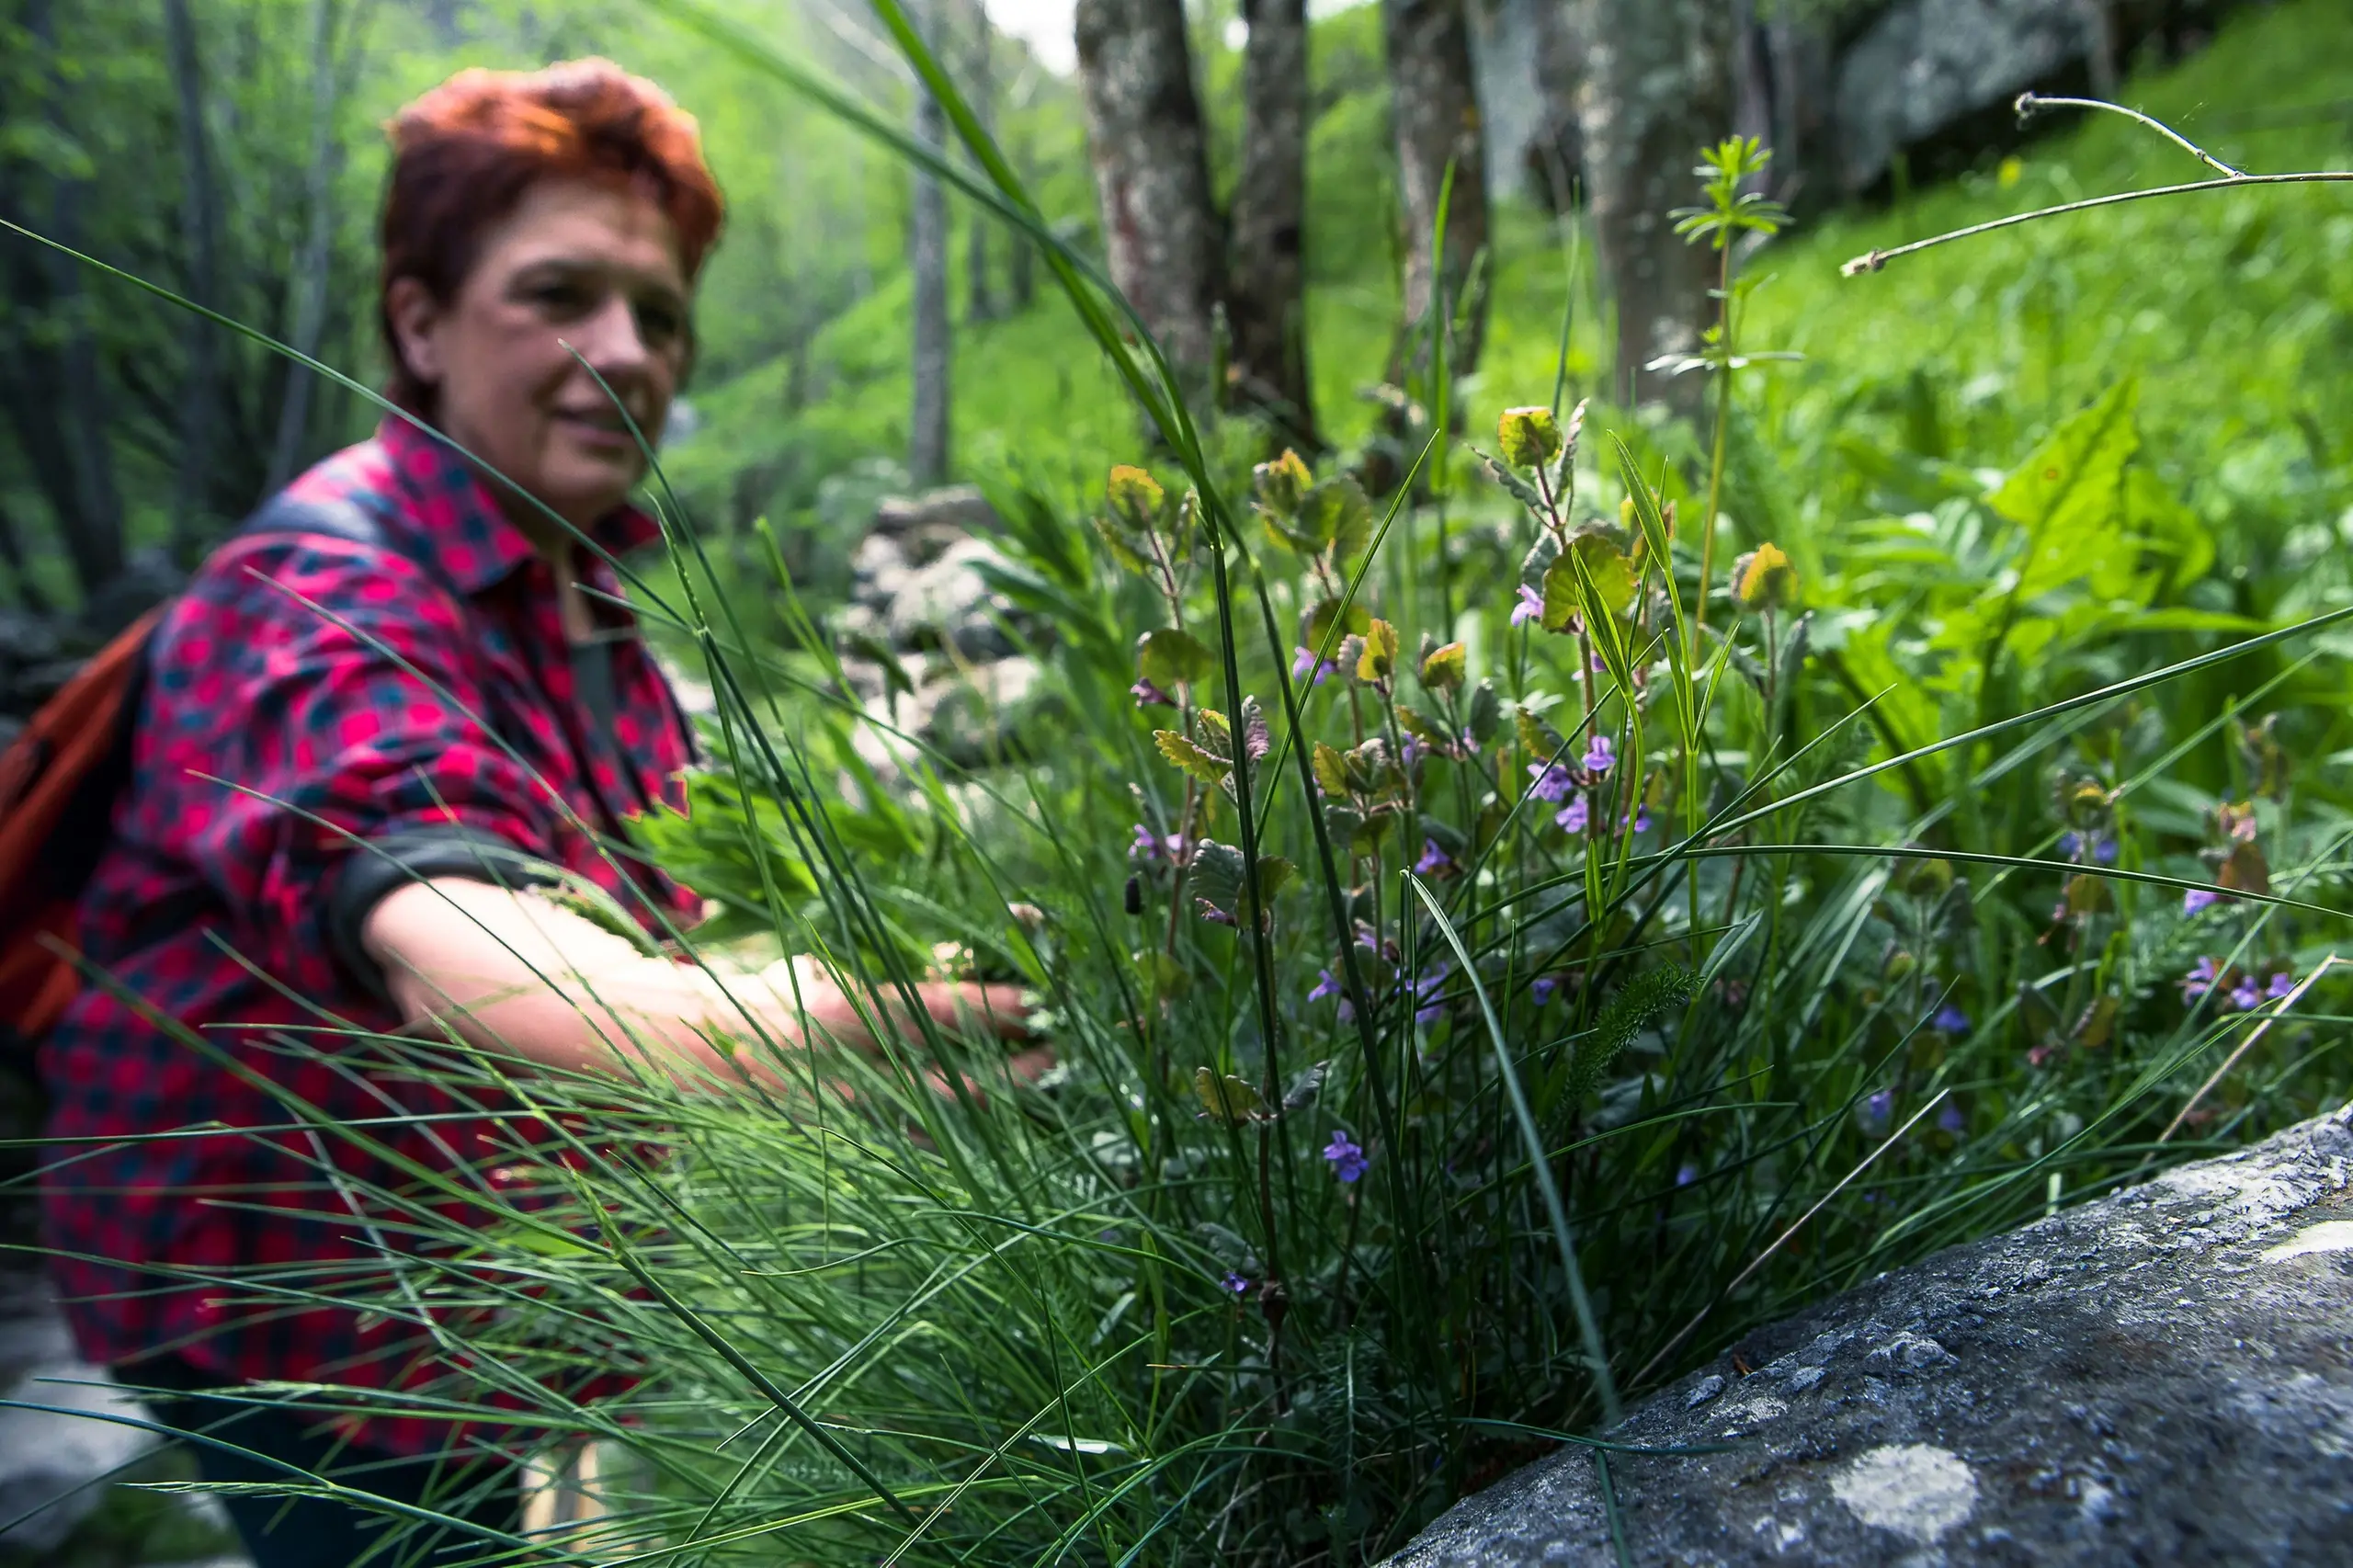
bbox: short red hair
[379,58,724,415]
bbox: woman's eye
[528,279,590,314]
[635,301,683,343]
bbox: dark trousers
[114,1351,526,1568]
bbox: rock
[1383,1103,2353,1565]
[0,1357,162,1553]
[1834,0,2099,194]
[885,537,1026,660]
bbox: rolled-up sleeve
[131,538,561,1004]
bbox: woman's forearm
[358,878,1028,1096]
[360,878,802,1094]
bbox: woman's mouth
[552,408,638,453]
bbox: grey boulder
[1385,1104,2353,1565]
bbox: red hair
[379,58,724,415]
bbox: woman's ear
[384,275,446,389]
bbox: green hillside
[665,0,2351,599]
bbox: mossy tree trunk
[1381,0,1490,379]
[1074,0,1223,405]
[1576,0,1733,416]
[1229,0,1316,449]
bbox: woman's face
[387,178,692,540]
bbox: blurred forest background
[1,0,2346,681]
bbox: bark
[1575,0,1734,415]
[964,1,997,324]
[266,0,344,496]
[1528,0,1587,212]
[1381,0,1490,378]
[23,0,123,597]
[1228,0,1316,449]
[0,498,50,615]
[164,0,223,558]
[1074,0,1222,395]
[908,0,952,487]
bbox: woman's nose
[573,293,652,376]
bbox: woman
[39,59,1023,1567]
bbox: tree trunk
[27,0,123,598]
[1381,0,1490,379]
[1528,0,1587,212]
[964,1,997,325]
[1576,0,1733,415]
[164,0,223,558]
[908,0,952,488]
[1228,0,1315,449]
[266,0,343,497]
[1074,0,1222,396]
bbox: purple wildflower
[2095,837,2118,865]
[2267,971,2297,1001]
[1528,762,1574,802]
[1323,1131,1369,1183]
[1863,1088,1893,1127]
[1675,1163,1699,1187]
[2058,832,2082,858]
[2182,956,2221,1002]
[1511,584,1544,627]
[1130,823,1168,861]
[2229,977,2261,1011]
[1414,838,1453,875]
[1131,677,1175,707]
[1402,733,1427,770]
[1412,963,1451,1025]
[1530,975,1557,1006]
[1220,1270,1249,1295]
[1309,969,1340,1004]
[1932,1003,1969,1034]
[1627,805,1652,834]
[1938,1102,1966,1134]
[2183,888,2219,915]
[1557,797,1590,834]
[1291,646,1336,686]
[1583,733,1616,774]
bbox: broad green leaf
[1306,596,1371,649]
[1358,619,1399,681]
[1992,380,2139,600]
[1199,709,1233,755]
[1194,1067,1268,1124]
[1466,680,1502,744]
[1189,840,1247,908]
[1305,475,1373,557]
[1091,514,1153,574]
[1255,857,1295,900]
[1136,627,1211,687]
[1312,742,1349,797]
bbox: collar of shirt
[373,415,664,597]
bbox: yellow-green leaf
[1154,730,1229,787]
[1194,1067,1268,1124]
[1498,405,1563,469]
[1733,540,1798,611]
[1108,463,1165,528]
[1253,448,1313,517]
[1419,641,1467,693]
[1358,619,1399,682]
[1312,742,1349,797]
